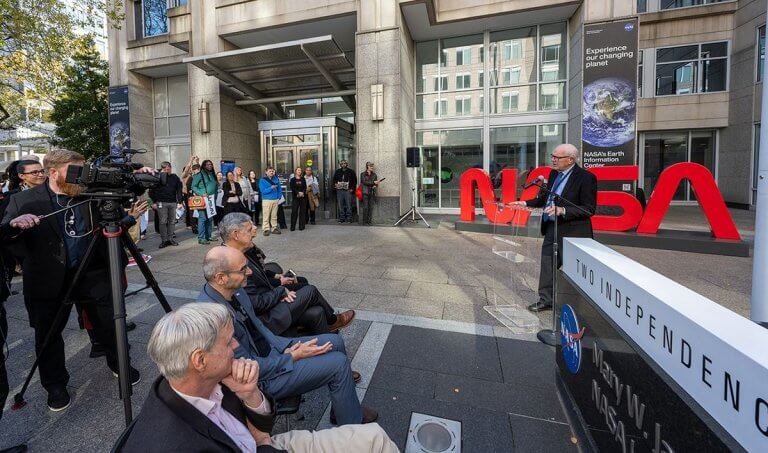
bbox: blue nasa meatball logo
[560,305,585,374]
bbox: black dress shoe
[126,321,137,332]
[527,301,553,312]
[47,387,71,412]
[158,241,168,249]
[0,444,28,453]
[111,366,141,385]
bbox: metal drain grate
[405,413,461,453]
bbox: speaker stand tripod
[394,168,430,228]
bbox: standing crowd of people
[0,150,397,453]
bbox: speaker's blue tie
[542,172,565,223]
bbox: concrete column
[356,0,415,222]
[187,0,260,174]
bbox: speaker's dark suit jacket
[525,164,597,241]
[118,376,282,453]
[0,182,131,301]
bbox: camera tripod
[394,167,430,228]
[11,198,172,425]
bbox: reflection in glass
[492,86,536,113]
[417,131,440,208]
[656,62,696,95]
[143,0,168,37]
[540,82,566,110]
[490,27,536,86]
[440,129,483,208]
[538,124,567,165]
[540,23,567,82]
[643,132,688,200]
[416,41,439,93]
[701,59,726,92]
[490,126,537,198]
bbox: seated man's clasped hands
[119,303,398,452]
[197,246,378,425]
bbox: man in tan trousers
[119,302,399,453]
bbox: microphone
[523,175,548,189]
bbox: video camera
[65,150,166,198]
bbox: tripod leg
[121,232,172,314]
[416,209,431,228]
[394,208,413,226]
[105,227,133,424]
[13,230,101,409]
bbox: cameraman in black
[0,149,148,412]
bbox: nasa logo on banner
[560,304,585,374]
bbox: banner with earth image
[582,19,638,171]
[108,86,131,160]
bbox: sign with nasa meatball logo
[582,19,638,169]
[559,304,585,374]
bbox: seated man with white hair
[198,246,378,426]
[119,302,398,452]
[218,212,354,336]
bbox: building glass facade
[415,23,567,211]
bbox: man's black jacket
[243,247,291,334]
[119,376,282,453]
[331,167,357,192]
[149,173,183,203]
[0,182,132,300]
[525,164,597,239]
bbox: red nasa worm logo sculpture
[459,162,740,241]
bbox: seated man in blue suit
[197,246,378,425]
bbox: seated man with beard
[218,213,354,336]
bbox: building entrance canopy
[183,36,355,117]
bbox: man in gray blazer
[197,246,378,425]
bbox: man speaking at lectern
[512,144,597,313]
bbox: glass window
[153,75,190,138]
[538,124,567,165]
[758,26,765,82]
[455,95,471,116]
[434,75,448,91]
[660,0,727,10]
[540,23,567,82]
[415,24,568,119]
[440,129,483,208]
[417,131,440,208]
[638,49,644,95]
[540,82,565,110]
[456,73,471,89]
[638,0,648,13]
[655,42,728,95]
[143,0,168,37]
[491,27,536,86]
[642,130,716,201]
[433,98,447,117]
[490,126,537,194]
[417,41,439,93]
[643,132,689,200]
[754,124,761,205]
[492,86,536,113]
